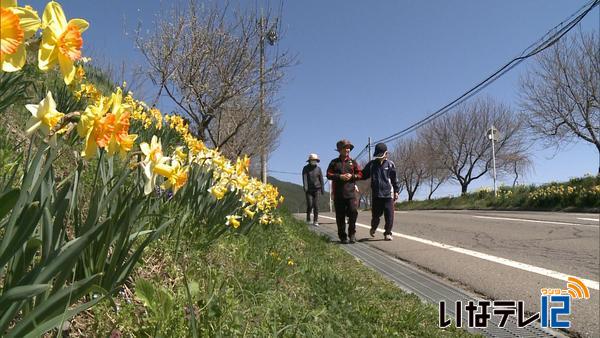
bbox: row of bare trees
[386,31,598,200]
[135,0,292,161]
[388,97,530,199]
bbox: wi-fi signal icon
[566,277,590,299]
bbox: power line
[354,145,370,162]
[375,0,598,145]
[268,170,300,175]
[363,0,599,147]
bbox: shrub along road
[310,209,599,338]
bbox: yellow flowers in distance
[0,0,40,71]
[38,1,88,84]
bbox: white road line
[577,217,599,222]
[395,211,408,214]
[473,215,599,228]
[319,215,599,291]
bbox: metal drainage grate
[310,226,564,338]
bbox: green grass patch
[396,176,599,212]
[81,213,471,337]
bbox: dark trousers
[334,197,358,241]
[305,190,320,222]
[371,197,394,235]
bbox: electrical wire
[273,1,599,181]
[267,170,300,175]
[361,0,599,147]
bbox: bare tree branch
[421,97,530,195]
[136,0,294,160]
[520,31,599,172]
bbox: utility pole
[259,17,267,183]
[368,137,372,162]
[258,16,278,184]
[487,126,499,198]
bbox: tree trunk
[427,177,433,200]
[461,183,469,195]
[597,148,600,175]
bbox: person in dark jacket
[361,143,399,241]
[302,153,324,226]
[326,139,362,244]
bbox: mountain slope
[268,176,331,214]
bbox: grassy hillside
[396,175,600,212]
[269,176,331,213]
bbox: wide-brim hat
[307,153,320,162]
[373,142,388,158]
[335,139,354,151]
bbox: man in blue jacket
[361,143,399,241]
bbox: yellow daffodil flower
[242,193,256,205]
[208,185,227,200]
[149,107,162,129]
[173,146,187,163]
[243,206,255,219]
[1,0,40,71]
[74,64,85,81]
[259,214,270,225]
[38,1,88,84]
[225,215,241,228]
[25,91,64,144]
[141,160,167,195]
[140,135,171,195]
[156,159,188,194]
[140,135,164,164]
[106,88,137,158]
[77,96,113,159]
[235,155,250,175]
[221,162,234,175]
[186,136,206,155]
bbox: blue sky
[26,0,599,199]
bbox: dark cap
[373,143,388,158]
[335,139,354,151]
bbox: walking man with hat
[326,139,362,244]
[302,153,324,226]
[361,142,399,241]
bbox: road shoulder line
[319,215,600,291]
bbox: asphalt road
[309,209,599,338]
